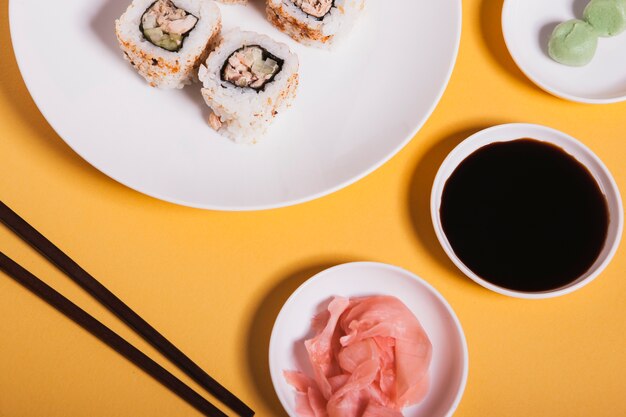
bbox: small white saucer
[269,262,468,417]
[503,0,626,103]
[431,124,623,299]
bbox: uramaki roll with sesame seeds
[116,0,221,89]
[198,29,299,144]
[266,0,365,48]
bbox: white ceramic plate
[9,0,461,210]
[269,262,468,417]
[503,0,626,104]
[431,124,624,299]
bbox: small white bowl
[269,262,468,417]
[431,123,623,299]
[502,0,626,103]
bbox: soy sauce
[440,139,609,292]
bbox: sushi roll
[116,0,222,89]
[266,0,365,48]
[198,30,299,144]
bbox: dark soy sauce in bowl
[440,139,609,292]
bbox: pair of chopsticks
[0,201,254,417]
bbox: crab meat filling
[141,0,198,52]
[221,45,283,91]
[292,0,333,19]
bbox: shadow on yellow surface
[408,126,490,282]
[479,0,540,92]
[246,262,346,416]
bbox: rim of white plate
[8,0,463,211]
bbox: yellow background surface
[1,0,625,416]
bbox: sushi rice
[198,29,299,144]
[266,0,366,48]
[116,0,222,89]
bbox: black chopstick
[0,201,254,417]
[0,252,226,417]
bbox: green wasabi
[548,20,599,66]
[584,0,626,37]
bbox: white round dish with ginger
[269,262,468,417]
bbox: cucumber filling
[141,0,198,52]
[221,45,284,91]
